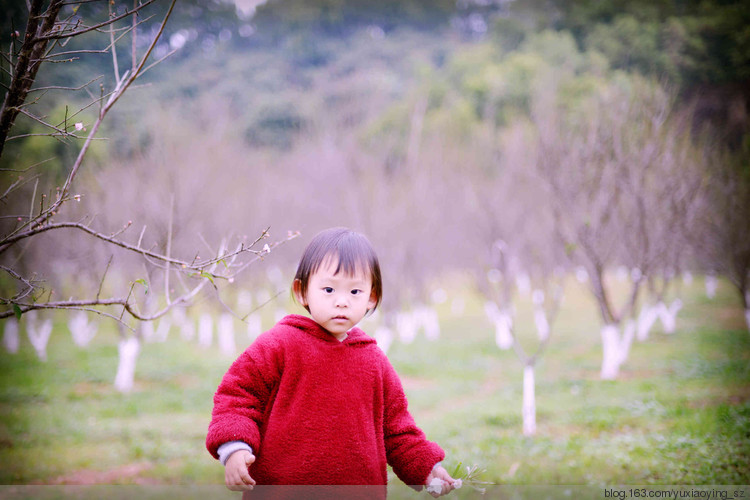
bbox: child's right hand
[225,449,256,491]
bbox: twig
[31,0,158,43]
[96,254,113,301]
[241,290,285,321]
[165,194,174,305]
[0,157,54,173]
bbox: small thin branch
[0,157,54,173]
[31,0,158,43]
[96,254,113,301]
[109,0,120,83]
[0,173,41,203]
[0,265,36,302]
[164,194,174,305]
[16,106,85,138]
[241,290,285,321]
[0,221,272,272]
[34,49,108,60]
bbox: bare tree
[532,76,706,378]
[0,2,297,391]
[463,118,566,436]
[690,144,750,331]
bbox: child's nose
[334,294,348,307]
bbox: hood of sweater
[279,314,377,347]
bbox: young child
[206,227,457,498]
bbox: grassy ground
[0,276,748,490]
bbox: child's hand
[224,449,256,491]
[424,464,459,497]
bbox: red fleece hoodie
[206,314,445,492]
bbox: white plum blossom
[426,478,444,495]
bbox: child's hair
[293,227,383,313]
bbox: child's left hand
[424,465,459,497]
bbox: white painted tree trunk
[171,308,195,341]
[620,320,635,365]
[484,301,514,349]
[657,299,683,334]
[533,307,549,342]
[682,271,693,285]
[494,311,514,350]
[237,290,253,311]
[246,313,262,340]
[416,306,440,341]
[705,275,717,299]
[374,326,393,353]
[531,290,549,341]
[396,311,417,344]
[600,324,622,380]
[114,336,140,392]
[26,312,52,361]
[217,314,236,356]
[522,365,536,436]
[141,320,155,342]
[152,317,171,342]
[68,311,97,347]
[636,304,659,341]
[745,309,750,332]
[198,314,213,347]
[600,320,636,379]
[3,318,19,353]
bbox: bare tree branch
[31,0,158,43]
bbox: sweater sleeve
[381,355,445,490]
[206,332,283,459]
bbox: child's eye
[323,287,334,293]
[351,289,362,295]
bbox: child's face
[295,257,377,337]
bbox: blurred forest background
[0,0,749,491]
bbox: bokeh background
[0,0,748,493]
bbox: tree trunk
[154,317,171,342]
[705,274,717,299]
[3,318,19,353]
[396,310,417,344]
[533,306,549,341]
[416,305,440,341]
[0,0,64,158]
[522,364,536,436]
[494,310,514,350]
[198,313,213,347]
[374,326,394,353]
[114,335,140,392]
[600,324,622,380]
[246,313,262,341]
[636,303,659,341]
[218,313,236,356]
[26,312,52,361]
[68,311,97,347]
[657,299,683,334]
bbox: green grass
[0,276,748,487]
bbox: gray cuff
[217,441,253,466]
